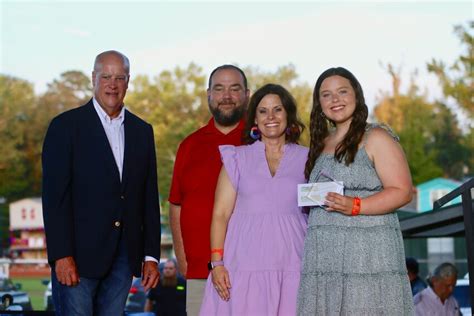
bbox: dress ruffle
[202,269,301,316]
[219,145,239,191]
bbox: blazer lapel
[121,110,134,189]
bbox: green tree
[127,63,209,205]
[427,21,473,118]
[0,204,8,256]
[373,65,444,184]
[396,102,444,184]
[25,71,93,195]
[0,75,37,200]
[429,102,469,179]
[427,21,474,175]
[464,127,474,174]
[37,70,92,120]
[0,75,38,254]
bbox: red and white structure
[9,198,47,260]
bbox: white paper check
[297,181,344,207]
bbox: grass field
[11,276,48,311]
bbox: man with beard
[144,259,186,316]
[169,65,249,315]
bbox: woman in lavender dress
[199,84,308,316]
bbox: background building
[401,177,469,278]
[9,198,46,260]
[417,178,462,212]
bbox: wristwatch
[207,260,224,271]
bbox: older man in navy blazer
[42,50,161,315]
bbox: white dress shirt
[93,99,125,179]
[93,98,158,264]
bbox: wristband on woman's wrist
[211,248,224,257]
[351,197,361,216]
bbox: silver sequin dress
[297,124,414,316]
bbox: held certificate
[297,181,344,207]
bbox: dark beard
[210,105,245,127]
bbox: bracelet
[207,260,224,271]
[211,260,224,267]
[351,197,361,216]
[211,248,224,257]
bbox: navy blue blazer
[42,100,161,278]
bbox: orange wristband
[351,197,361,216]
[211,248,224,257]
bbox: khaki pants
[186,279,207,316]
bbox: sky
[1,0,472,111]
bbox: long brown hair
[304,67,368,179]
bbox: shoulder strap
[361,123,399,147]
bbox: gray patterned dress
[297,124,414,315]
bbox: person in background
[42,50,161,315]
[407,257,427,296]
[200,84,308,315]
[414,262,460,316]
[298,67,414,315]
[145,259,186,316]
[169,65,249,315]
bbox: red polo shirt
[169,118,244,279]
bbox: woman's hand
[211,266,232,301]
[325,192,355,216]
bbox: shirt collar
[203,118,245,135]
[92,98,125,124]
[426,286,447,305]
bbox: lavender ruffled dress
[199,141,308,316]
